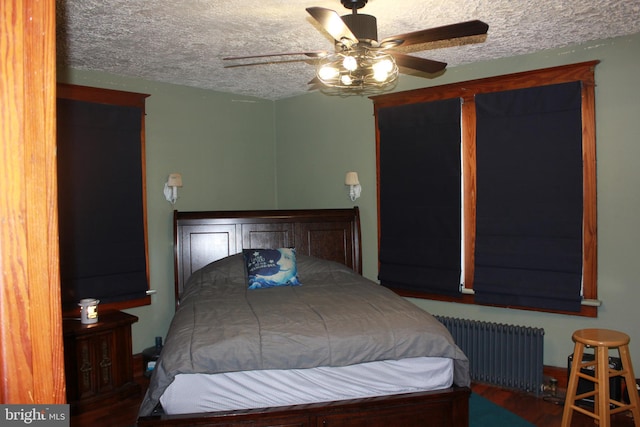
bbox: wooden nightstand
[63,310,140,414]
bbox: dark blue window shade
[473,81,583,312]
[57,99,148,309]
[378,98,462,296]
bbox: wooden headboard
[173,208,362,304]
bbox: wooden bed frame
[137,207,470,427]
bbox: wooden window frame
[372,61,599,317]
[57,83,152,314]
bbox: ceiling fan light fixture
[373,68,389,82]
[373,57,393,74]
[341,74,353,85]
[342,55,358,71]
[319,65,340,80]
[315,50,398,91]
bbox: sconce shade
[345,172,360,186]
[167,173,183,187]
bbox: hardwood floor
[69,375,148,427]
[472,382,636,426]
[71,377,637,427]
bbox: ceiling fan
[223,0,489,92]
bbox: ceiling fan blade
[393,53,447,74]
[381,20,489,47]
[306,7,358,46]
[223,51,329,61]
[223,58,315,69]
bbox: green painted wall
[275,33,640,370]
[58,70,277,352]
[61,31,640,372]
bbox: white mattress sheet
[159,356,454,415]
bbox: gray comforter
[138,254,470,416]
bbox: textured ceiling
[56,0,640,100]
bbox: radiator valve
[542,377,558,397]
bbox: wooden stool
[562,329,640,427]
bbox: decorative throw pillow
[244,248,301,290]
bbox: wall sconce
[163,173,183,204]
[345,171,361,202]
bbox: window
[57,84,151,314]
[378,98,462,297]
[372,61,598,317]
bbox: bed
[137,207,471,427]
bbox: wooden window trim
[372,61,599,317]
[57,83,152,314]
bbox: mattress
[138,254,469,416]
[159,356,454,414]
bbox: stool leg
[595,345,611,427]
[563,342,585,427]
[618,344,640,427]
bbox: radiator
[435,315,545,395]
